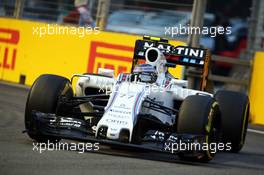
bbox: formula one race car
[24,36,249,162]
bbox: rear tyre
[215,90,249,153]
[177,95,221,162]
[25,74,73,142]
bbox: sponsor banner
[0,17,185,85]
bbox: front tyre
[215,90,249,153]
[177,95,221,162]
[25,74,73,142]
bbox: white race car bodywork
[75,48,212,142]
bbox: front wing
[27,111,207,156]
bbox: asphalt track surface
[0,81,264,175]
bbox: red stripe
[96,53,132,62]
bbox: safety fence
[0,0,193,39]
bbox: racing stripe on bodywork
[104,84,120,113]
[133,91,145,124]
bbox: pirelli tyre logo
[87,41,134,76]
[0,28,19,70]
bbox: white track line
[247,128,264,135]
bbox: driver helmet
[133,64,157,83]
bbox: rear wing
[132,36,211,90]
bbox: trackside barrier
[1,18,263,125]
[250,52,264,125]
[0,17,184,85]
